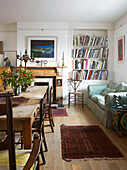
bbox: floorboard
[40,105,127,170]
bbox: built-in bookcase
[72,30,109,80]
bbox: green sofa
[87,81,127,128]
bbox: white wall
[114,14,127,83]
[0,25,17,66]
[17,22,69,104]
[0,22,114,104]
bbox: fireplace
[33,76,56,102]
[26,66,63,101]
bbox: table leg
[82,93,84,108]
[22,120,32,149]
[68,92,70,108]
[75,93,76,105]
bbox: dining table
[0,85,48,149]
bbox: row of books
[73,59,108,70]
[73,35,108,46]
[72,47,109,59]
[72,70,108,80]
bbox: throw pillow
[101,88,116,96]
[108,81,120,89]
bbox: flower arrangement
[0,69,35,93]
[19,69,35,91]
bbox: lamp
[17,49,34,69]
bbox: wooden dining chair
[32,94,47,164]
[0,93,23,149]
[0,96,41,170]
[0,92,14,145]
[45,86,55,132]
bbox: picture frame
[56,79,62,86]
[27,36,57,62]
[4,51,17,67]
[117,36,125,62]
[0,41,3,54]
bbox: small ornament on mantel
[62,52,64,67]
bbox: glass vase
[13,86,21,96]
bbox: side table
[111,107,127,136]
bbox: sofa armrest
[88,84,108,96]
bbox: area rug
[60,124,123,161]
[51,108,68,117]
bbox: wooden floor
[40,105,127,170]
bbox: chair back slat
[49,86,53,110]
[0,94,16,170]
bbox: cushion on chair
[0,150,34,170]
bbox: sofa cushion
[88,84,108,96]
[108,81,121,90]
[101,88,117,96]
[97,98,105,110]
[122,86,127,92]
[90,94,104,103]
[119,82,127,92]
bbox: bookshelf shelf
[73,45,108,49]
[72,33,109,80]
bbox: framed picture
[4,51,17,67]
[117,36,125,62]
[0,41,3,54]
[27,36,57,61]
[56,79,62,86]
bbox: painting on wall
[117,36,125,62]
[27,36,57,61]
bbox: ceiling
[0,0,127,25]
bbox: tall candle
[20,51,22,58]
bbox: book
[83,35,86,46]
[82,49,86,58]
[84,49,89,58]
[72,49,75,58]
[85,59,88,69]
[85,35,90,45]
[99,60,103,69]
[92,37,96,46]
[94,70,100,80]
[75,49,79,58]
[75,60,78,69]
[78,48,83,58]
[83,60,86,69]
[88,70,92,80]
[86,70,90,80]
[99,70,103,80]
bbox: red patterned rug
[51,108,68,117]
[60,125,123,161]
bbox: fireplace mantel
[13,66,67,100]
